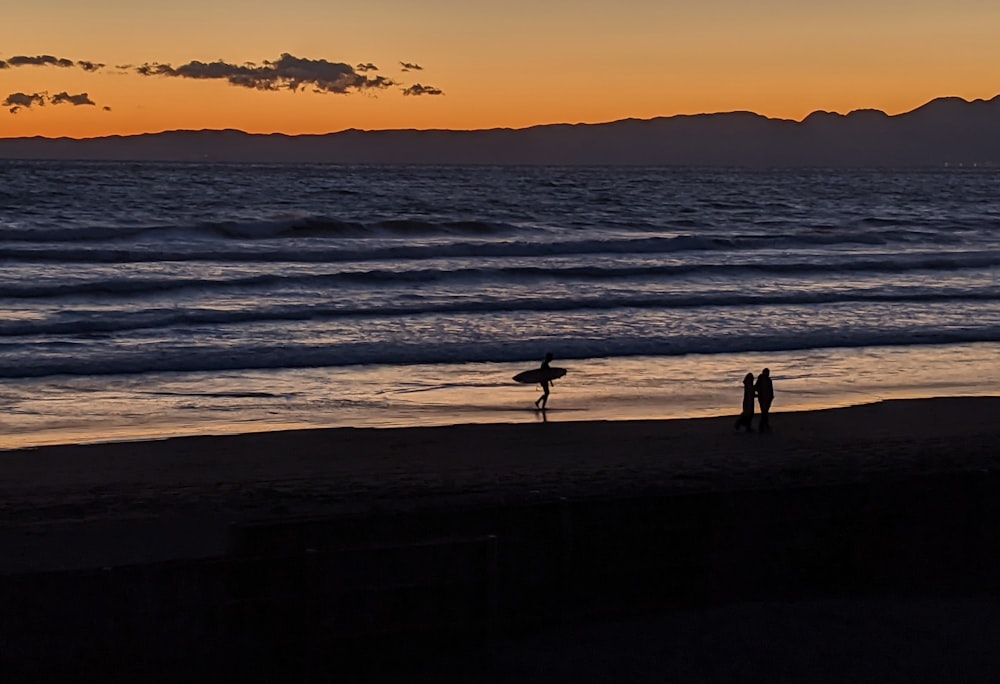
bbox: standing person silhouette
[534,352,554,410]
[734,372,756,432]
[755,367,774,432]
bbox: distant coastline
[2,94,998,166]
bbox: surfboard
[513,367,567,384]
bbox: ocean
[1,161,998,448]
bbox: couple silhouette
[734,368,773,433]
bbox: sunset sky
[3,0,999,138]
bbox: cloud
[50,91,96,106]
[8,55,75,68]
[0,54,105,71]
[4,90,101,113]
[3,92,47,113]
[2,51,438,111]
[402,83,444,96]
[136,53,395,94]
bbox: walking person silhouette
[534,352,554,410]
[734,372,756,432]
[755,368,774,432]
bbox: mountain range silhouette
[2,94,997,166]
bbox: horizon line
[4,92,998,142]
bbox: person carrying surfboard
[535,352,555,410]
[512,354,566,408]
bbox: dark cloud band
[2,51,443,115]
[136,53,395,94]
[0,55,105,70]
[4,91,99,114]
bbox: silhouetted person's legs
[535,381,550,410]
[758,400,772,432]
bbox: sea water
[1,162,998,448]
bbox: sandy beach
[4,396,1000,682]
[2,396,998,573]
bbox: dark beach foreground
[2,397,1000,682]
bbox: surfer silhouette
[535,352,554,410]
[734,372,755,432]
[755,367,774,432]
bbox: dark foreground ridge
[2,94,999,166]
[4,474,1000,682]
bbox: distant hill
[2,95,998,166]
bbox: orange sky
[3,1,999,138]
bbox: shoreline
[3,341,999,451]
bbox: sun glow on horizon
[3,0,1000,139]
